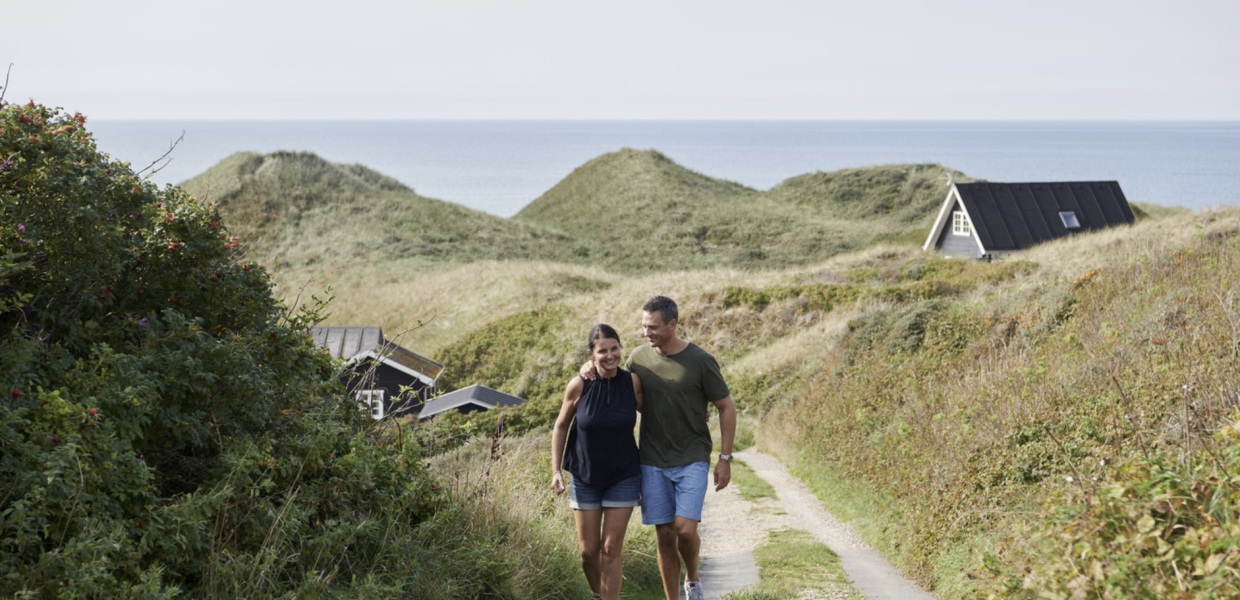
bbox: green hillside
[16,97,1230,600]
[180,151,578,269]
[186,149,975,282]
[424,206,1240,599]
[178,149,983,351]
[515,148,970,270]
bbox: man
[587,295,736,600]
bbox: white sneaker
[684,581,705,600]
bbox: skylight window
[1060,211,1081,229]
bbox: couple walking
[552,295,737,600]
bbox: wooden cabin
[312,326,444,420]
[924,181,1135,259]
[417,384,527,420]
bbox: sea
[88,120,1240,217]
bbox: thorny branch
[0,63,12,104]
[136,130,186,180]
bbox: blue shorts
[640,462,709,525]
[569,473,641,510]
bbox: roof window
[1060,211,1081,229]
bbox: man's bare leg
[654,523,681,600]
[673,516,701,584]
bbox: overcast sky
[4,0,1238,120]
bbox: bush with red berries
[0,100,453,596]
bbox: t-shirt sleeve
[701,352,730,402]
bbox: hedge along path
[719,449,940,600]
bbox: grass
[180,150,579,273]
[722,529,863,600]
[418,206,1240,598]
[185,150,981,353]
[752,208,1240,596]
[516,149,970,272]
[730,458,777,503]
[428,429,665,599]
[176,149,1237,599]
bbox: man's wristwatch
[718,453,733,463]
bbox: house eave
[924,184,988,256]
[348,350,439,386]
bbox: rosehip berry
[210,221,219,228]
[88,408,98,416]
[132,187,141,194]
[105,285,114,292]
[11,389,20,398]
[242,264,250,272]
[18,115,29,124]
[136,288,145,297]
[136,257,145,266]
[169,297,178,305]
[209,273,219,282]
[52,436,61,445]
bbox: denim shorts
[639,462,709,525]
[569,473,642,510]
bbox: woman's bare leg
[599,507,634,600]
[575,509,603,595]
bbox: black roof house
[924,181,1135,259]
[418,384,527,420]
[312,327,445,420]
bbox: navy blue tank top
[562,369,640,487]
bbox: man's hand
[713,460,731,491]
[578,359,598,381]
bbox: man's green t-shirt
[626,343,730,468]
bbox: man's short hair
[642,295,678,324]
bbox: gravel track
[694,449,939,600]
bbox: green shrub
[984,426,1240,599]
[0,99,486,598]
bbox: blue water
[89,120,1240,217]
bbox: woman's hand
[551,471,566,495]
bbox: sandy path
[722,449,939,600]
[696,469,768,598]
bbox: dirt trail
[695,449,938,600]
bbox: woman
[552,323,644,600]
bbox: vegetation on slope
[516,148,968,271]
[0,100,599,599]
[182,148,976,354]
[748,212,1240,598]
[180,151,577,270]
[417,207,1239,599]
[159,120,1232,599]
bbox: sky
[3,0,1239,120]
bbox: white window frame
[355,389,386,420]
[952,210,971,236]
[1059,211,1081,229]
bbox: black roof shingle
[950,181,1134,252]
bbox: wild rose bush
[0,100,442,597]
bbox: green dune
[180,150,578,269]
